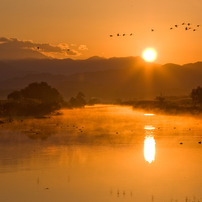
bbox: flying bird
[108,21,200,39]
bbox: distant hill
[0,57,202,101]
[0,56,139,80]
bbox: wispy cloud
[0,37,88,60]
[78,45,88,51]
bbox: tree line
[0,81,202,117]
[0,82,99,117]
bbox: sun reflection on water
[144,125,155,130]
[144,125,156,163]
[144,113,155,116]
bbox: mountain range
[0,56,201,101]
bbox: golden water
[0,105,202,202]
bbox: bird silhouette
[107,21,200,39]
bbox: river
[0,105,202,202]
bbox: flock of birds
[34,22,201,52]
[109,22,201,38]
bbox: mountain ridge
[0,57,201,100]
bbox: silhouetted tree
[156,94,165,104]
[8,82,63,104]
[69,92,86,108]
[7,91,22,100]
[76,92,86,106]
[6,82,64,116]
[69,97,77,107]
[191,86,202,106]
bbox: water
[0,105,202,202]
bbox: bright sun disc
[142,48,157,62]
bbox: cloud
[78,45,88,51]
[0,37,10,44]
[0,37,88,60]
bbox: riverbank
[121,98,202,116]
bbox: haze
[0,0,201,64]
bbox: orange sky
[0,0,201,64]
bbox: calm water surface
[1,105,202,202]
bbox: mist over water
[1,105,202,202]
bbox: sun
[142,48,157,62]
